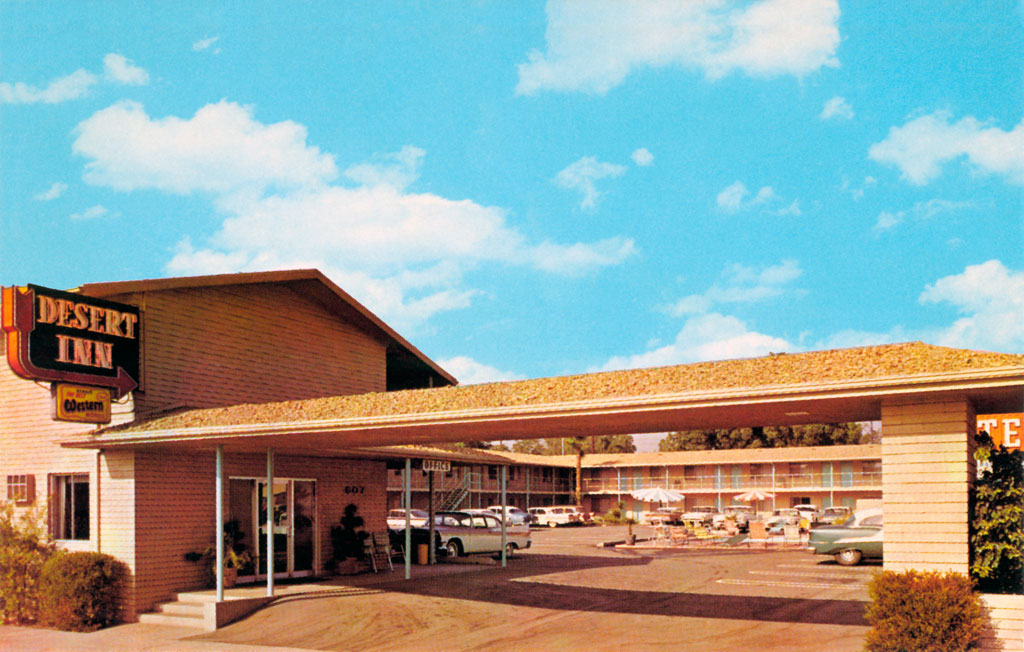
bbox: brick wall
[881,399,975,573]
[128,450,387,618]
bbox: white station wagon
[528,506,581,527]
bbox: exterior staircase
[436,472,480,511]
[138,593,209,629]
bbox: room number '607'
[344,485,364,494]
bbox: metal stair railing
[436,472,480,511]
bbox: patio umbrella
[630,487,685,503]
[734,490,774,502]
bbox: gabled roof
[75,268,456,389]
[74,342,1024,453]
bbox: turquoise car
[807,507,883,566]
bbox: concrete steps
[138,594,208,629]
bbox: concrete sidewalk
[0,560,492,652]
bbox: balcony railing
[583,472,882,494]
[386,472,572,494]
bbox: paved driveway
[194,525,873,651]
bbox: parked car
[641,506,683,525]
[681,506,719,525]
[792,504,820,523]
[529,506,581,527]
[433,511,531,558]
[565,505,593,525]
[766,508,802,530]
[819,506,852,525]
[807,507,882,566]
[387,508,429,529]
[713,505,754,530]
[485,505,536,525]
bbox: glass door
[258,480,289,576]
[230,477,317,582]
[292,480,316,575]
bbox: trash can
[416,543,429,565]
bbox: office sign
[2,284,140,398]
[422,459,451,473]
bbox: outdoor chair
[746,521,769,547]
[783,525,803,547]
[667,526,690,545]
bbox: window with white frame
[51,474,89,540]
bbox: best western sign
[2,284,140,398]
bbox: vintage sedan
[433,511,531,558]
[819,506,852,524]
[387,508,429,529]
[807,507,883,566]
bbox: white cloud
[73,100,338,196]
[631,148,654,166]
[716,181,791,214]
[919,260,1024,352]
[437,356,526,385]
[820,96,853,120]
[716,181,750,212]
[344,146,425,189]
[70,204,115,220]
[869,111,1024,185]
[192,36,221,53]
[600,313,793,370]
[0,69,98,104]
[667,259,802,316]
[1,53,149,105]
[554,156,627,210]
[103,53,149,85]
[517,0,840,95]
[873,210,904,231]
[841,175,876,201]
[76,102,635,330]
[874,198,977,232]
[34,182,67,201]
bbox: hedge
[865,570,985,652]
[37,552,127,631]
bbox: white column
[500,466,507,568]
[215,445,224,602]
[266,448,274,597]
[404,457,412,580]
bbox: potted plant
[185,520,253,588]
[330,503,369,575]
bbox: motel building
[2,269,1023,644]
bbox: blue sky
[2,1,1022,391]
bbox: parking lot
[0,525,875,652]
[195,524,874,652]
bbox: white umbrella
[734,489,774,502]
[630,487,685,503]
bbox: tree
[567,437,586,507]
[510,439,545,455]
[659,423,868,451]
[971,430,1024,594]
[509,435,637,456]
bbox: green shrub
[865,570,985,652]
[971,431,1024,594]
[38,552,126,631]
[0,503,56,624]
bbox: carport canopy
[66,342,1023,454]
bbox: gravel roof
[108,342,1023,434]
